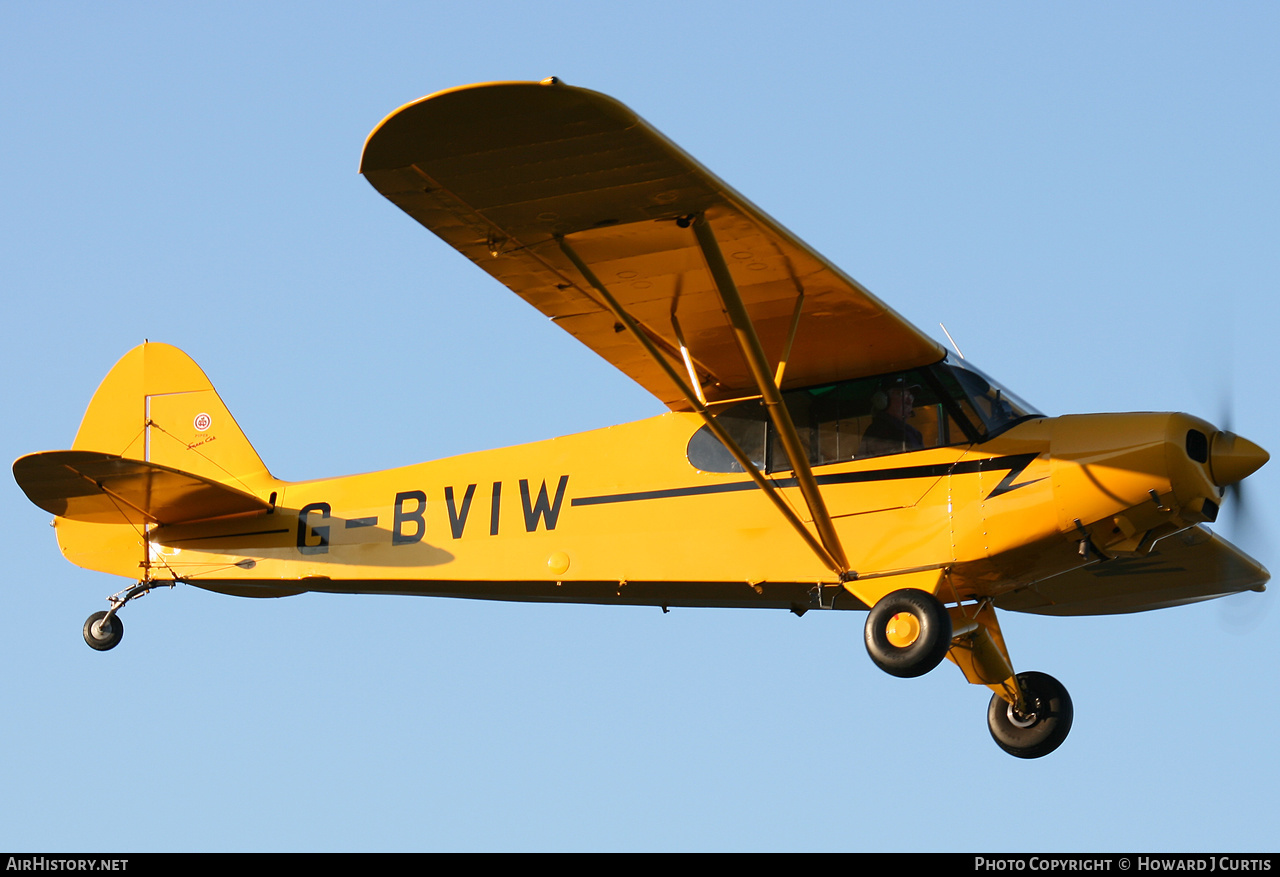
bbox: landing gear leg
[944,601,1074,758]
[81,580,164,652]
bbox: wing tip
[360,79,630,174]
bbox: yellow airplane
[14,79,1270,759]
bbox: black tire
[863,588,953,678]
[83,611,124,651]
[987,671,1073,759]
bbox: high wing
[360,79,944,411]
[994,526,1268,616]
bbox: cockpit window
[686,357,1041,474]
[941,358,1040,436]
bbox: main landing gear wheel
[864,588,953,678]
[987,671,1073,759]
[83,611,124,651]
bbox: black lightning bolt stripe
[570,453,1042,507]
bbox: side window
[685,403,767,473]
[686,367,968,474]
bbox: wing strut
[690,215,851,577]
[773,285,805,388]
[555,235,848,578]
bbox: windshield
[940,357,1041,435]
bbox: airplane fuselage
[55,402,1239,617]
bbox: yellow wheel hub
[885,611,921,648]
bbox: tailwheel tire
[83,611,124,652]
[864,588,952,678]
[987,671,1073,759]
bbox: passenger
[860,378,924,456]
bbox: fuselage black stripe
[570,453,1040,507]
[161,528,291,543]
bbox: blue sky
[2,2,1277,852]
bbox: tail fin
[72,342,271,494]
[13,343,275,578]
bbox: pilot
[860,377,924,457]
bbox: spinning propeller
[1211,388,1269,547]
[1209,384,1271,631]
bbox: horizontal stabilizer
[14,450,270,526]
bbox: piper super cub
[15,79,1270,758]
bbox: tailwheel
[987,671,1073,759]
[864,588,953,678]
[83,611,124,651]
[81,579,165,652]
